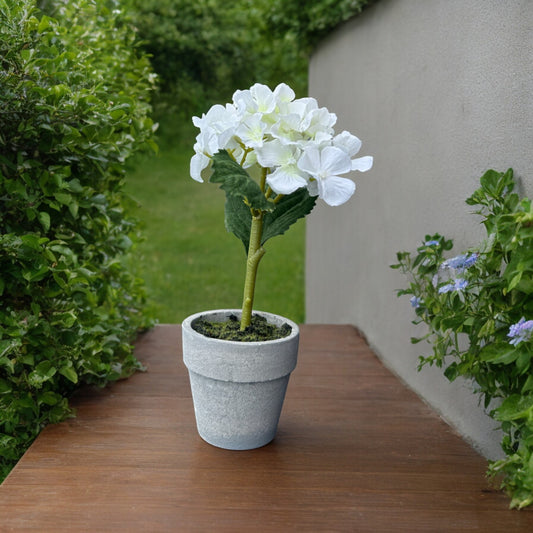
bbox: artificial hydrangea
[190,83,373,206]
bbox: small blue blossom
[508,318,533,346]
[441,253,478,271]
[463,253,479,269]
[438,278,469,294]
[454,278,469,290]
[410,296,421,308]
[424,240,440,246]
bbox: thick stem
[240,211,265,330]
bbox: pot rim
[182,309,299,345]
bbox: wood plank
[0,324,532,532]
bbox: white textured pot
[182,309,299,450]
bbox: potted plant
[182,83,373,450]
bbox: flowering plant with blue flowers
[392,168,533,509]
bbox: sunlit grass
[125,118,305,324]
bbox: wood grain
[1,324,532,532]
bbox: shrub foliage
[129,0,377,118]
[265,0,376,51]
[0,0,156,480]
[393,169,533,508]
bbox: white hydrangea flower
[256,140,308,194]
[190,82,372,205]
[297,146,355,206]
[235,113,269,149]
[233,83,277,115]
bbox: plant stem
[241,210,265,330]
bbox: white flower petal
[351,156,373,172]
[256,140,295,168]
[333,131,362,156]
[274,83,295,103]
[321,146,352,176]
[297,146,321,176]
[318,176,356,206]
[235,113,267,148]
[307,179,319,197]
[267,166,308,195]
[190,153,210,182]
[250,83,276,113]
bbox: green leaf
[210,150,273,212]
[54,192,72,206]
[0,340,16,358]
[495,394,533,422]
[0,378,12,394]
[59,365,78,384]
[262,188,317,245]
[39,391,60,406]
[479,342,519,365]
[38,211,51,232]
[28,361,57,387]
[224,195,252,251]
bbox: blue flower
[410,296,421,308]
[508,318,533,346]
[438,278,469,294]
[424,240,440,246]
[441,253,478,271]
[463,253,479,269]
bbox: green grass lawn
[124,119,306,325]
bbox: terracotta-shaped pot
[182,309,299,450]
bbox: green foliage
[211,150,274,214]
[392,169,533,508]
[266,0,376,51]
[0,0,156,480]
[128,0,309,117]
[210,150,316,254]
[261,188,317,246]
[127,0,376,120]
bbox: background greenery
[0,0,155,480]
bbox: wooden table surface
[1,324,532,532]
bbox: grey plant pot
[182,309,299,450]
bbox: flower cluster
[441,253,479,271]
[432,252,479,295]
[190,83,373,206]
[508,318,533,346]
[438,277,469,294]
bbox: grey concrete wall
[306,0,533,459]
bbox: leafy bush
[0,0,156,480]
[129,0,309,118]
[392,169,533,508]
[266,0,376,52]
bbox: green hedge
[266,0,376,51]
[0,0,156,480]
[129,0,310,118]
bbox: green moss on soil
[193,313,291,341]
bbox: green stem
[240,210,265,330]
[260,167,267,192]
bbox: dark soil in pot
[192,313,291,342]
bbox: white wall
[306,0,533,459]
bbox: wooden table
[1,324,532,532]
